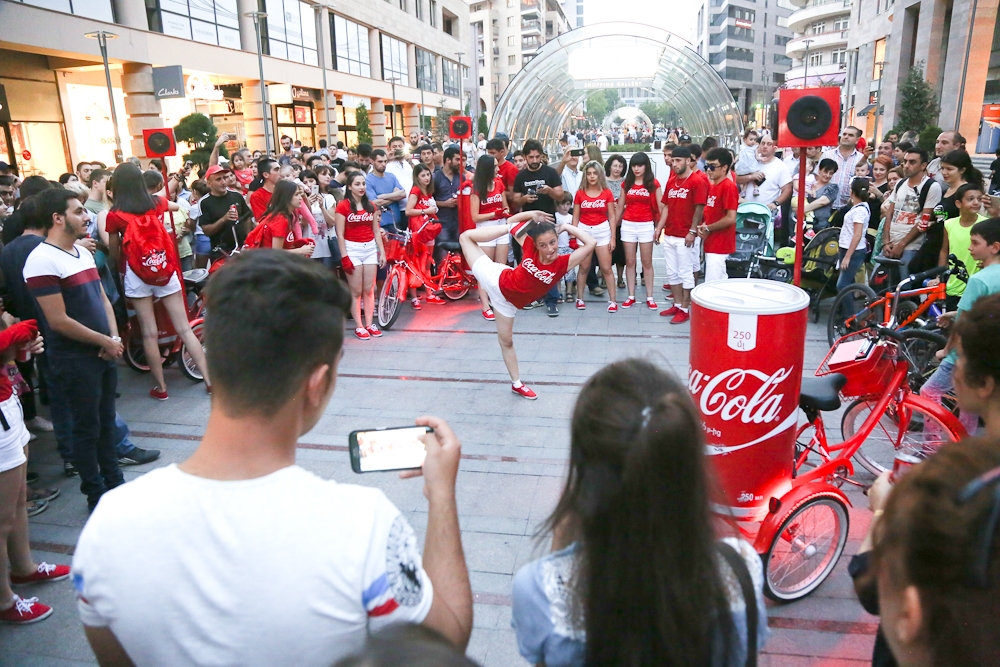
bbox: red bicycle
[377,227,477,329]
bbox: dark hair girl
[109,163,157,215]
[940,150,984,192]
[622,151,655,192]
[344,171,375,213]
[473,154,498,201]
[261,179,302,223]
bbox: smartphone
[311,184,320,196]
[526,186,537,196]
[349,425,433,473]
[570,148,585,157]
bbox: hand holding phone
[350,425,431,472]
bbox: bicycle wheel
[841,397,961,476]
[180,321,205,382]
[763,496,849,601]
[900,329,948,393]
[827,283,879,346]
[123,323,150,373]
[441,262,470,300]
[377,267,404,329]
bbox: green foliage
[585,89,621,124]
[478,112,489,137]
[173,113,225,168]
[356,102,373,145]
[918,125,943,156]
[896,62,940,136]
[434,99,457,142]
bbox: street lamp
[456,51,465,114]
[84,31,123,164]
[875,60,888,143]
[244,11,272,155]
[387,76,399,136]
[802,38,814,88]
[314,6,333,149]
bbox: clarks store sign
[152,66,185,100]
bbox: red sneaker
[661,284,671,291]
[576,299,586,310]
[10,563,70,585]
[0,595,52,624]
[511,383,537,400]
[646,298,657,310]
[426,294,446,305]
[366,325,383,338]
[660,305,679,317]
[621,297,636,308]
[354,327,371,340]
[670,310,691,324]
[607,302,618,313]
[482,309,495,321]
[411,297,422,310]
[149,386,168,401]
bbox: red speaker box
[777,88,841,148]
[142,128,177,158]
[449,116,473,140]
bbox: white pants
[689,236,701,269]
[0,394,29,473]
[662,236,695,290]
[124,265,182,299]
[704,253,729,283]
[345,240,379,265]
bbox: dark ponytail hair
[850,177,870,201]
[344,171,375,214]
[109,162,157,214]
[941,150,984,192]
[623,151,656,193]
[543,358,737,667]
[473,155,497,201]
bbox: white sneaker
[24,417,54,432]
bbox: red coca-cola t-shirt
[233,169,254,194]
[409,187,436,213]
[574,188,615,226]
[336,198,376,243]
[702,178,740,254]
[621,179,660,222]
[497,160,519,191]
[498,250,570,309]
[256,213,298,248]
[476,178,506,221]
[661,170,710,238]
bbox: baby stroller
[798,226,842,322]
[726,203,774,278]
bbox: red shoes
[150,386,168,401]
[482,309,495,321]
[426,294,446,305]
[0,595,52,624]
[670,309,691,324]
[10,562,70,585]
[621,297,636,308]
[660,305,679,317]
[355,327,371,340]
[366,324,383,338]
[511,383,537,400]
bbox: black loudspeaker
[142,128,177,158]
[777,87,841,147]
[449,116,473,140]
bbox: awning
[857,103,878,117]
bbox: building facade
[468,0,570,121]
[562,0,584,28]
[0,0,467,177]
[784,0,852,88]
[696,0,796,127]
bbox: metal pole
[315,7,332,149]
[245,12,272,155]
[420,86,426,138]
[85,31,123,164]
[794,150,807,286]
[803,39,813,88]
[390,78,397,136]
[875,61,885,143]
[456,52,465,114]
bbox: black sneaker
[118,447,161,466]
[523,300,543,310]
[63,461,78,478]
[547,303,559,317]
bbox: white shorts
[476,221,510,248]
[471,255,517,319]
[124,265,182,299]
[705,253,729,283]
[620,220,654,244]
[0,394,29,473]
[582,221,612,247]
[663,235,695,290]
[345,240,379,265]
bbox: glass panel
[269,38,288,59]
[276,106,296,124]
[9,122,69,179]
[218,26,241,49]
[284,0,302,44]
[160,0,187,15]
[191,19,219,44]
[215,0,239,28]
[188,0,215,24]
[161,11,193,39]
[266,0,286,41]
[303,48,318,67]
[302,3,317,49]
[287,43,304,63]
[70,0,114,21]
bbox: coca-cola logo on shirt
[667,187,690,199]
[707,195,718,207]
[521,258,557,284]
[688,367,793,424]
[579,198,606,210]
[347,211,373,224]
[484,192,503,206]
[628,187,651,198]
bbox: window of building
[709,51,725,65]
[811,21,825,34]
[728,6,755,21]
[777,16,787,27]
[711,12,726,26]
[508,35,515,46]
[831,48,847,64]
[522,34,541,50]
[380,33,409,85]
[774,34,790,46]
[872,37,886,78]
[415,0,423,19]
[727,46,755,61]
[727,25,754,41]
[546,20,553,35]
[710,32,725,45]
[508,54,517,65]
[332,15,371,77]
[507,16,514,26]
[834,17,849,31]
[773,53,792,66]
[725,67,754,82]
[507,0,514,5]
[509,73,517,82]
[523,54,534,64]
[399,0,407,11]
[11,0,113,21]
[774,72,785,83]
[416,48,437,92]
[443,59,460,96]
[442,7,457,35]
[151,0,240,48]
[429,0,437,26]
[263,0,318,64]
[809,51,822,66]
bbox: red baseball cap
[205,164,231,179]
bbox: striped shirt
[821,147,864,208]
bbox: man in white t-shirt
[883,147,943,280]
[597,132,609,152]
[72,252,472,667]
[386,136,414,193]
[737,136,793,213]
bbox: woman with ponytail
[512,358,768,667]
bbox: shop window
[263,0,318,65]
[10,0,112,22]
[332,14,371,77]
[416,48,438,92]
[443,59,460,97]
[147,0,240,49]
[381,33,409,85]
[430,0,437,27]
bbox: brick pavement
[2,281,879,667]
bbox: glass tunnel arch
[489,22,744,152]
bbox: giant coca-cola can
[689,279,810,524]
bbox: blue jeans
[836,248,868,292]
[49,354,123,509]
[544,285,560,305]
[897,247,920,282]
[919,358,979,437]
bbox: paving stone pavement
[2,279,880,667]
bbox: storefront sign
[186,75,223,101]
[21,149,31,161]
[152,66,186,100]
[292,86,316,102]
[294,106,310,124]
[573,78,654,90]
[0,85,10,122]
[976,104,1000,154]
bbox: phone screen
[349,426,432,473]
[311,184,320,196]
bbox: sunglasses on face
[705,164,720,172]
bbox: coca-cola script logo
[142,250,168,272]
[688,367,793,424]
[520,258,557,284]
[347,211,373,224]
[579,198,607,210]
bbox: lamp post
[244,11,272,155]
[387,76,398,137]
[84,31,123,164]
[802,38,814,88]
[875,60,887,143]
[456,51,465,114]
[314,6,333,149]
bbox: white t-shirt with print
[887,176,943,251]
[72,464,433,667]
[741,158,792,206]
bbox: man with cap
[199,164,253,259]
[678,134,692,147]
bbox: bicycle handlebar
[874,324,908,344]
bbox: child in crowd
[836,179,872,293]
[939,183,986,309]
[803,159,839,232]
[555,194,577,301]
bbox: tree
[173,113,225,168]
[895,62,940,136]
[356,102,373,145]
[434,99,457,142]
[918,125,943,156]
[585,89,621,125]
[478,112,489,137]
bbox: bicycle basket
[817,330,896,398]
[384,233,407,262]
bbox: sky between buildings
[585,0,698,43]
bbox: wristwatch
[110,336,122,344]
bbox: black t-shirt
[198,191,253,253]
[990,158,1000,192]
[514,165,562,215]
[0,233,44,320]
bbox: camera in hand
[570,148,585,157]
[349,425,433,473]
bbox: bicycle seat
[799,374,847,412]
[183,268,209,285]
[873,256,904,266]
[437,241,462,252]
